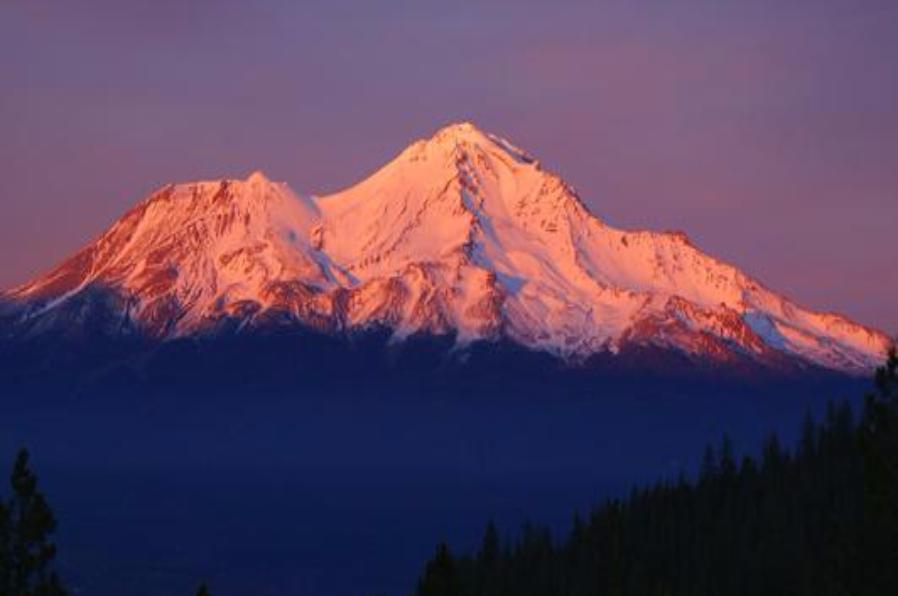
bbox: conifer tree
[417,542,461,596]
[414,351,895,596]
[2,448,66,596]
[0,498,11,592]
[860,346,898,595]
[477,521,499,568]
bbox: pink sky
[1,1,896,332]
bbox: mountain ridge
[2,122,890,374]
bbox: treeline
[2,352,895,596]
[417,349,898,596]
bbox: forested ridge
[417,349,898,596]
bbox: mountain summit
[2,122,890,373]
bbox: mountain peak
[4,123,890,373]
[432,120,485,140]
[420,121,537,167]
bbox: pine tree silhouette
[1,448,66,596]
[860,347,898,595]
[0,497,11,591]
[417,543,461,596]
[414,351,898,596]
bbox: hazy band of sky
[1,0,896,332]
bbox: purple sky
[2,1,896,332]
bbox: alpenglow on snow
[2,123,890,373]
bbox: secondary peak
[246,170,271,185]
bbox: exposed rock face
[2,122,890,373]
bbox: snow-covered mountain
[2,122,890,373]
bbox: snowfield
[5,122,890,373]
